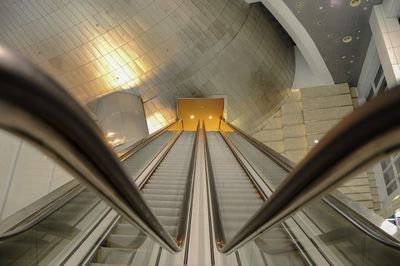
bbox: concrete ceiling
[0,0,295,132]
[283,0,383,86]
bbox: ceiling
[0,0,295,133]
[283,0,383,86]
[177,98,224,131]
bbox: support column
[91,91,149,151]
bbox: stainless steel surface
[283,0,383,85]
[0,46,181,252]
[0,0,295,132]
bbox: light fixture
[350,0,361,7]
[190,115,195,119]
[314,139,319,144]
[393,195,400,201]
[209,115,213,119]
[342,36,353,43]
[107,132,115,137]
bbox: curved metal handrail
[0,45,180,252]
[176,122,200,247]
[203,122,226,248]
[0,182,84,240]
[222,121,400,250]
[323,195,400,249]
[215,87,400,253]
[0,120,181,241]
[119,119,181,161]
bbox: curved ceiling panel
[0,0,294,131]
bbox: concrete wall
[251,83,377,209]
[0,130,73,220]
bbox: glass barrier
[221,122,400,265]
[88,216,160,265]
[121,122,182,180]
[0,121,179,265]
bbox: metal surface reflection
[0,0,295,131]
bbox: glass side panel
[89,217,160,265]
[222,125,400,265]
[0,189,109,265]
[223,131,289,188]
[121,123,181,180]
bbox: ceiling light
[209,115,213,119]
[107,132,115,137]
[314,139,319,144]
[342,36,352,43]
[393,195,400,201]
[190,115,195,119]
[341,55,347,59]
[350,0,361,7]
[350,60,354,63]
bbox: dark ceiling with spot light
[283,0,383,86]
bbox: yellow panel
[177,98,224,131]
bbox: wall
[370,4,400,88]
[251,83,377,209]
[0,130,73,220]
[89,91,149,149]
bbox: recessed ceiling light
[314,139,319,144]
[319,6,324,10]
[350,0,361,7]
[363,6,368,10]
[190,115,194,119]
[208,115,213,119]
[350,60,354,63]
[342,35,353,43]
[342,55,347,59]
[356,36,360,40]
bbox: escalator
[90,131,197,265]
[1,45,400,265]
[205,131,307,265]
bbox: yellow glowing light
[209,115,213,119]
[107,132,115,137]
[190,115,195,119]
[94,38,139,90]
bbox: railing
[177,122,200,252]
[0,45,181,252]
[203,122,226,248]
[213,87,400,253]
[0,119,181,242]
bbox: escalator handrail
[176,122,200,247]
[0,121,180,240]
[119,119,181,161]
[223,120,400,248]
[0,46,180,252]
[222,121,294,172]
[217,87,400,253]
[203,122,226,248]
[323,195,400,249]
[0,181,84,240]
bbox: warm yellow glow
[209,115,213,119]
[93,38,139,89]
[107,132,115,137]
[146,112,170,134]
[190,115,195,119]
